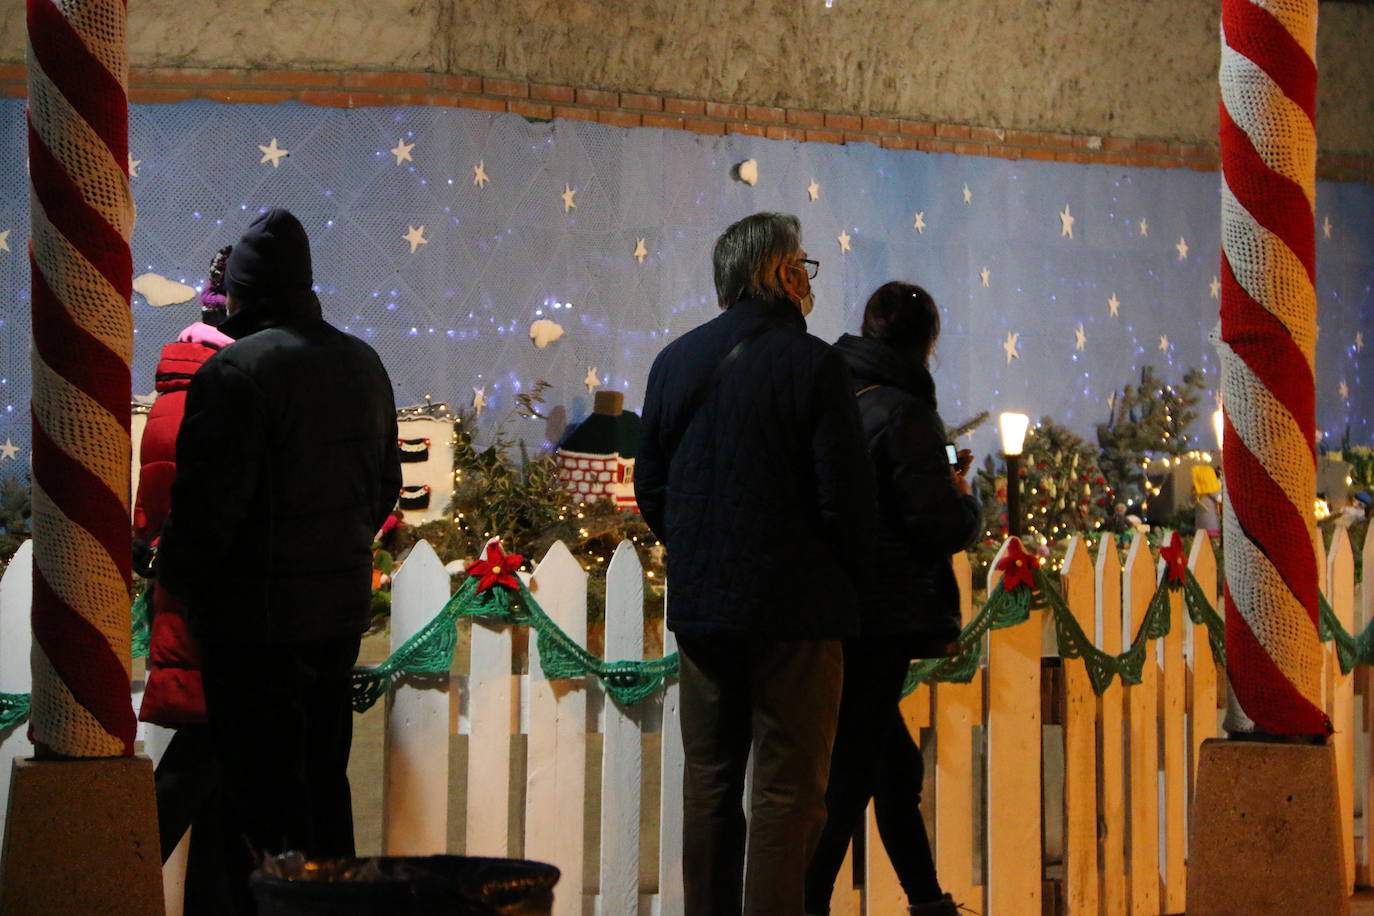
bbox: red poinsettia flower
[466,542,526,593]
[1160,534,1188,587]
[996,538,1039,593]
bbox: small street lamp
[1000,412,1030,539]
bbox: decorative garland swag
[0,537,1368,734]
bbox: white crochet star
[1339,380,1350,400]
[0,230,9,253]
[1107,293,1120,317]
[1003,331,1019,364]
[473,160,490,188]
[128,155,141,178]
[962,183,972,205]
[1074,323,1086,352]
[584,367,601,392]
[1210,276,1221,299]
[633,238,648,264]
[0,439,17,460]
[561,184,577,212]
[1159,335,1170,353]
[837,230,852,253]
[1323,215,1333,239]
[980,266,991,288]
[472,386,487,417]
[807,180,820,202]
[1175,237,1189,260]
[913,211,926,234]
[390,138,415,166]
[1139,218,1149,237]
[1356,331,1364,352]
[1059,204,1075,239]
[258,138,289,168]
[403,225,428,254]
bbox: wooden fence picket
[1160,535,1188,913]
[655,617,684,916]
[466,540,516,858]
[985,538,1041,916]
[1186,534,1219,819]
[933,551,981,912]
[1122,533,1161,915]
[1328,526,1357,893]
[1096,536,1127,916]
[0,541,34,832]
[382,539,451,855]
[1357,530,1368,889]
[598,541,644,915]
[524,541,589,916]
[1060,536,1098,915]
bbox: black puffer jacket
[832,334,980,654]
[158,293,401,644]
[636,298,876,639]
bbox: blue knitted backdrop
[0,99,1370,463]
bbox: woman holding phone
[805,281,980,916]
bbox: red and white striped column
[1217,0,1329,736]
[26,0,137,757]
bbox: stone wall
[1,0,1370,155]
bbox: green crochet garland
[0,550,1368,733]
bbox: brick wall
[1,64,1370,182]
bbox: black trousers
[155,723,232,914]
[804,639,943,912]
[677,634,843,916]
[199,634,362,915]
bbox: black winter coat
[636,297,877,639]
[832,334,980,655]
[158,293,402,644]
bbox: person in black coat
[804,281,980,916]
[158,209,401,915]
[636,212,876,915]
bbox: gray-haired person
[636,212,877,914]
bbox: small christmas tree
[1097,366,1206,506]
[1019,418,1115,542]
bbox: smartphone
[945,443,959,466]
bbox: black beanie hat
[225,209,313,302]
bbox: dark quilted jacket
[636,297,877,639]
[158,293,402,645]
[833,334,980,654]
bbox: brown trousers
[677,634,844,916]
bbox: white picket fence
[1,529,1371,915]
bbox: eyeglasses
[797,258,820,280]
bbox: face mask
[797,292,815,318]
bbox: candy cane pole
[26,0,136,755]
[0,1,160,911]
[1217,0,1328,738]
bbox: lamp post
[1000,412,1029,539]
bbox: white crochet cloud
[529,318,565,349]
[133,272,197,308]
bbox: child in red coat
[133,247,235,911]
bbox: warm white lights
[1000,412,1030,456]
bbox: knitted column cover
[26,0,137,756]
[1217,0,1330,735]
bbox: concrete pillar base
[0,756,162,916]
[1187,738,1347,916]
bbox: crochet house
[556,390,640,511]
